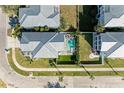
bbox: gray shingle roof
[100,32,124,57]
[101,32,124,43]
[19,5,60,28]
[20,32,66,58]
[103,5,124,26]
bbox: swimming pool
[68,39,75,48]
[67,39,75,53]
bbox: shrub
[40,27,45,31]
[33,27,40,31]
[44,26,49,31]
[12,24,22,38]
[94,25,105,32]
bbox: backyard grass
[57,55,72,61]
[79,5,97,31]
[0,79,6,88]
[60,5,77,29]
[78,33,99,63]
[56,55,76,64]
[7,49,29,76]
[15,48,51,68]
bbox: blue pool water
[68,39,75,48]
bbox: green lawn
[57,55,73,61]
[7,49,29,76]
[102,58,124,68]
[56,55,76,65]
[33,71,124,76]
[78,33,99,63]
[15,48,51,68]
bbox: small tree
[12,24,22,38]
[94,25,105,32]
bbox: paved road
[1,10,124,88]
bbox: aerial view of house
[20,32,75,58]
[97,5,124,27]
[93,32,124,58]
[19,5,60,28]
[1,4,124,88]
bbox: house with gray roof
[97,5,124,27]
[19,5,60,28]
[93,32,124,58]
[20,32,75,58]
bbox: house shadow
[84,33,93,47]
[79,5,98,32]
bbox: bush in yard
[12,24,22,38]
[33,27,40,31]
[40,27,45,31]
[44,26,49,31]
[94,25,105,32]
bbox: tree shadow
[81,65,95,80]
[105,59,120,76]
[49,59,63,75]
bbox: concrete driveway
[7,36,20,49]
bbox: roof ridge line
[32,32,57,58]
[106,33,120,42]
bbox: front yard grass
[78,33,99,63]
[15,48,51,68]
[7,49,124,76]
[33,71,124,76]
[60,5,77,29]
[7,49,30,76]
